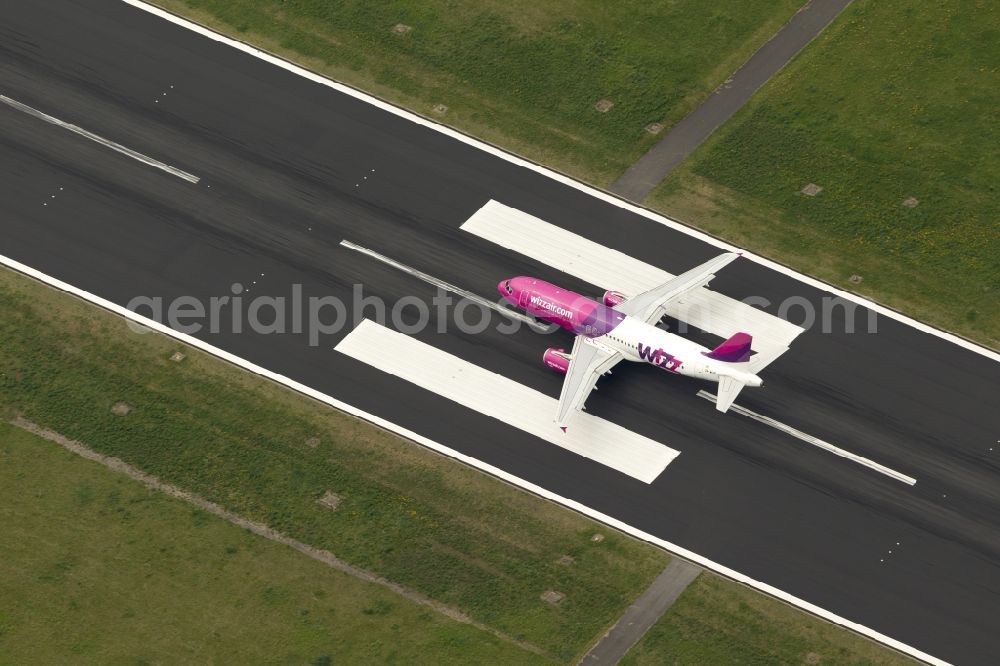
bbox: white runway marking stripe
[461,200,804,361]
[339,240,548,332]
[0,94,200,184]
[696,390,916,485]
[336,320,679,483]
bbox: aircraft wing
[614,253,741,325]
[556,336,623,429]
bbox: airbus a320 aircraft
[498,253,784,430]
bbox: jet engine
[542,347,571,374]
[603,290,627,307]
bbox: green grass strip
[0,421,549,664]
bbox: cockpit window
[504,280,513,295]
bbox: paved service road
[2,3,999,663]
[581,559,702,664]
[611,0,855,200]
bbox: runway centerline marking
[336,319,679,483]
[339,240,548,332]
[696,390,916,485]
[0,94,200,184]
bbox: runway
[2,2,999,663]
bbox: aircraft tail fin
[704,332,752,363]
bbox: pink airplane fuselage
[498,277,762,386]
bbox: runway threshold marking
[336,319,679,483]
[0,94,200,184]
[339,240,548,332]
[696,390,917,486]
[460,200,803,362]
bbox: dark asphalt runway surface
[2,3,999,663]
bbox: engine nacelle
[542,347,571,374]
[603,290,627,307]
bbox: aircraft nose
[498,278,516,299]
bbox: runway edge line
[0,252,948,665]
[121,0,999,364]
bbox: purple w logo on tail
[704,332,753,363]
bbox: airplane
[498,252,785,430]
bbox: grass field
[620,573,913,665]
[650,0,1000,346]
[0,422,547,665]
[153,0,801,184]
[0,267,670,662]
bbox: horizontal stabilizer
[715,375,746,413]
[748,345,788,373]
